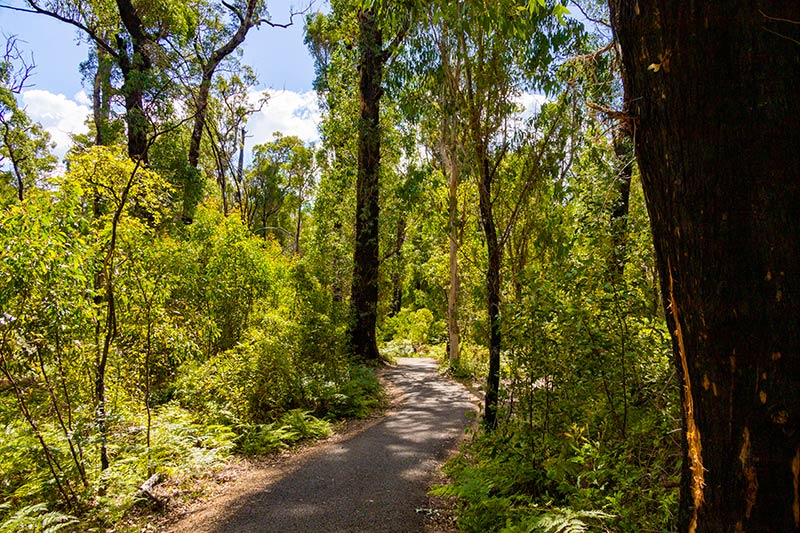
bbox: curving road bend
[165,357,477,533]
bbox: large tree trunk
[120,66,148,162]
[349,8,383,362]
[114,0,152,163]
[609,2,800,530]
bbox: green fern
[531,508,614,533]
[280,409,332,440]
[0,503,79,533]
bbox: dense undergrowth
[0,150,382,531]
[380,143,682,531]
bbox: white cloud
[17,88,321,164]
[74,90,92,107]
[515,93,552,115]
[21,89,90,162]
[246,90,321,147]
[514,93,550,120]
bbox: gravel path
[164,357,476,533]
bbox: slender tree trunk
[92,45,113,147]
[294,189,303,254]
[478,152,502,429]
[463,33,503,428]
[438,18,462,365]
[610,2,800,530]
[184,0,257,222]
[445,134,460,364]
[6,142,24,202]
[389,217,406,316]
[182,72,212,222]
[187,0,257,170]
[609,123,633,278]
[350,8,383,362]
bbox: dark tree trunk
[92,45,114,147]
[349,8,383,362]
[609,2,800,530]
[478,153,502,429]
[119,63,148,162]
[114,0,152,163]
[609,123,633,278]
[463,33,503,429]
[188,74,214,170]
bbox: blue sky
[0,1,323,160]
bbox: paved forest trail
[163,358,477,533]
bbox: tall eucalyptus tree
[609,2,800,529]
[349,1,410,362]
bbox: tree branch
[257,1,315,29]
[8,1,119,58]
[569,0,612,29]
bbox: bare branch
[567,40,615,65]
[2,35,35,93]
[222,0,244,25]
[760,10,800,25]
[257,1,315,29]
[586,101,631,122]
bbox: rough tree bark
[478,150,502,429]
[609,2,800,530]
[349,8,383,362]
[115,0,152,162]
[23,0,152,161]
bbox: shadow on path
[210,358,476,532]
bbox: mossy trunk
[350,8,383,362]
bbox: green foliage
[3,2,685,532]
[381,307,442,354]
[531,508,614,533]
[0,503,78,533]
[0,158,370,528]
[245,133,317,250]
[323,365,384,419]
[430,122,679,530]
[237,410,332,455]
